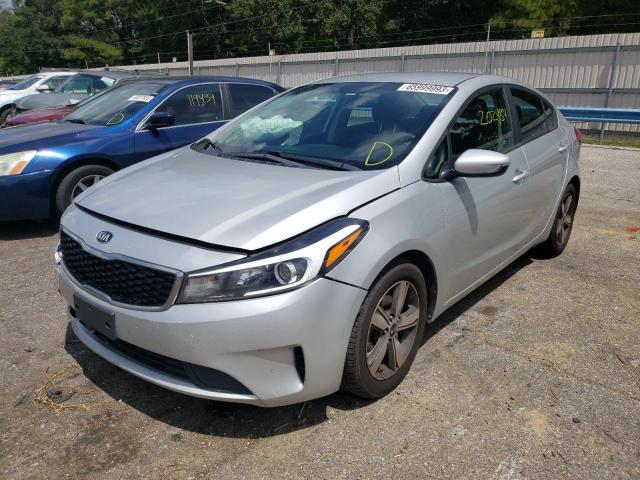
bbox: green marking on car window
[106,112,125,125]
[187,93,217,108]
[365,142,394,166]
[478,108,508,125]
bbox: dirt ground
[1,145,639,480]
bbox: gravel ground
[1,145,639,480]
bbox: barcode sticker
[397,84,454,95]
[128,95,154,103]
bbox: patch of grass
[582,137,640,149]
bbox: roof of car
[113,75,283,90]
[314,72,496,87]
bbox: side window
[228,84,275,116]
[44,75,70,89]
[93,76,116,93]
[510,88,549,143]
[542,99,558,132]
[450,88,514,158]
[157,84,223,126]
[424,137,449,179]
[61,76,92,94]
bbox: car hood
[0,120,101,151]
[15,93,88,110]
[78,148,400,251]
[5,105,75,126]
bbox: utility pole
[157,52,161,71]
[187,30,194,76]
[483,21,491,74]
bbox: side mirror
[67,98,81,106]
[451,149,510,177]
[145,112,175,131]
[36,85,52,93]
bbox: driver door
[134,83,227,162]
[435,87,537,305]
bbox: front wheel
[0,105,15,124]
[341,262,428,399]
[54,164,114,217]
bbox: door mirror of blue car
[450,149,510,178]
[146,112,175,131]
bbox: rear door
[134,83,227,160]
[509,87,568,234]
[429,87,535,303]
[226,83,278,116]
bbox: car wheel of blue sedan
[54,164,114,216]
[341,262,428,399]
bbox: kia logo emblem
[96,231,113,243]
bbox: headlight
[0,150,37,176]
[177,218,369,303]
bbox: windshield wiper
[229,152,306,168]
[267,151,361,171]
[65,118,85,124]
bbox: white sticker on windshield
[128,95,154,103]
[397,84,453,95]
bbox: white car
[0,72,76,123]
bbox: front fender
[326,181,449,317]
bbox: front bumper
[57,261,366,407]
[0,170,55,221]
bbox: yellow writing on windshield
[365,142,394,166]
[106,112,125,125]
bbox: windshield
[65,82,164,126]
[213,82,455,170]
[11,75,44,90]
[55,73,117,94]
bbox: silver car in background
[55,73,580,406]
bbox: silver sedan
[55,72,580,406]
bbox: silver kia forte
[55,73,580,407]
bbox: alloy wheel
[366,280,421,380]
[71,174,105,199]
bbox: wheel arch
[568,175,580,205]
[371,250,438,322]
[50,157,120,214]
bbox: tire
[54,164,114,217]
[535,183,577,258]
[0,105,15,124]
[341,261,428,399]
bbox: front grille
[60,231,177,307]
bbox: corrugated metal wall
[101,32,640,132]
[5,32,639,132]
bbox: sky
[1,0,11,10]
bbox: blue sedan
[0,76,283,221]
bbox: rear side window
[510,88,550,143]
[228,84,275,116]
[157,84,223,125]
[450,88,514,158]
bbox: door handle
[512,170,528,183]
[558,143,569,153]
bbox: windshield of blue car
[212,82,456,170]
[11,75,44,90]
[65,82,165,126]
